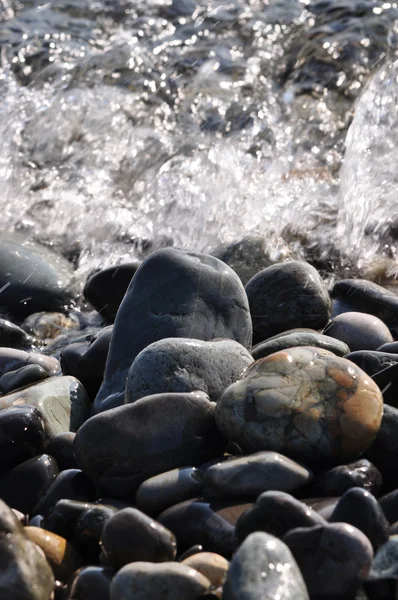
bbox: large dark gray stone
[94,248,252,413]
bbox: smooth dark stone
[0,405,46,471]
[284,523,374,599]
[211,236,277,285]
[54,580,68,600]
[60,326,112,400]
[45,499,98,539]
[178,545,204,561]
[95,498,133,511]
[302,497,340,521]
[324,312,393,352]
[45,432,78,471]
[94,248,252,412]
[136,467,204,516]
[158,498,252,558]
[0,318,34,349]
[379,489,398,524]
[33,469,96,518]
[371,363,398,408]
[125,338,253,404]
[223,531,309,600]
[0,232,77,319]
[0,347,58,378]
[203,452,311,499]
[366,405,398,489]
[346,351,398,376]
[245,260,331,344]
[84,263,140,322]
[0,498,54,599]
[42,327,101,360]
[74,505,118,561]
[74,391,226,499]
[310,459,382,498]
[101,508,177,569]
[0,364,49,395]
[332,279,398,331]
[0,454,58,515]
[236,491,326,543]
[379,342,398,353]
[330,488,389,550]
[252,332,349,360]
[364,536,398,600]
[68,566,113,600]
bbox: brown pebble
[182,552,228,588]
[25,526,82,582]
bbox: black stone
[366,405,398,490]
[0,405,46,471]
[45,432,78,471]
[33,469,96,518]
[45,499,97,539]
[84,263,140,322]
[0,348,59,378]
[378,342,398,354]
[371,363,398,408]
[0,364,49,395]
[0,319,34,349]
[346,351,398,376]
[379,489,398,524]
[252,331,349,360]
[309,459,382,498]
[364,536,398,600]
[68,566,113,600]
[74,504,118,561]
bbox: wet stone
[345,351,398,377]
[235,490,326,543]
[74,391,226,499]
[370,362,398,408]
[252,331,350,360]
[0,405,46,472]
[0,364,49,395]
[378,489,398,524]
[378,342,398,353]
[0,347,59,378]
[310,459,382,497]
[0,318,34,349]
[25,526,82,582]
[33,469,96,518]
[181,552,228,588]
[136,467,204,516]
[94,247,252,413]
[324,312,393,352]
[245,260,331,345]
[74,504,118,561]
[45,432,78,471]
[125,338,253,404]
[330,488,389,551]
[203,451,311,499]
[110,561,211,600]
[302,497,340,521]
[215,347,383,464]
[223,531,309,600]
[45,499,98,539]
[68,566,113,600]
[101,507,177,570]
[284,522,374,599]
[22,311,80,341]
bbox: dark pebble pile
[2,233,398,599]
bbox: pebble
[215,347,383,464]
[33,469,96,518]
[0,364,49,395]
[74,391,226,498]
[110,561,211,600]
[0,318,34,349]
[235,491,326,543]
[364,535,398,599]
[0,376,91,439]
[125,338,253,404]
[68,566,114,600]
[365,404,398,488]
[25,526,82,582]
[44,432,78,471]
[310,459,382,497]
[252,331,350,360]
[203,451,311,499]
[74,504,118,561]
[45,499,98,539]
[379,489,398,524]
[0,405,46,471]
[324,312,393,352]
[101,508,177,569]
[378,341,398,353]
[223,531,309,600]
[345,350,398,376]
[0,347,59,378]
[181,552,228,588]
[94,247,252,412]
[245,260,331,344]
[301,497,340,521]
[22,312,80,341]
[211,236,278,285]
[284,522,373,599]
[136,467,204,515]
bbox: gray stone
[94,248,252,413]
[74,391,226,499]
[0,376,91,439]
[203,451,311,499]
[223,531,309,600]
[0,319,34,349]
[324,312,393,352]
[252,332,350,360]
[110,562,211,600]
[126,338,253,404]
[0,348,59,377]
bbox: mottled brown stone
[25,526,82,582]
[215,346,383,464]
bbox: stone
[0,405,46,471]
[370,362,398,408]
[330,488,389,550]
[211,236,278,285]
[125,338,253,404]
[44,432,78,471]
[83,263,140,322]
[74,504,118,562]
[378,342,398,353]
[0,232,77,319]
[60,326,112,400]
[0,347,58,378]
[379,489,398,524]
[245,260,331,344]
[45,499,98,539]
[301,497,340,521]
[0,498,54,599]
[68,566,113,600]
[25,526,82,582]
[158,498,251,557]
[346,351,398,376]
[366,405,398,489]
[33,469,96,518]
[74,391,226,499]
[110,561,210,600]
[42,328,102,360]
[223,531,309,600]
[215,347,383,464]
[136,467,204,516]
[22,312,80,341]
[324,312,393,352]
[284,523,373,599]
[94,248,252,412]
[0,454,59,515]
[364,535,398,599]
[0,318,34,349]
[309,459,382,498]
[0,376,91,439]
[203,451,311,499]
[252,331,349,361]
[235,491,325,543]
[101,508,177,569]
[0,364,49,395]
[181,552,228,588]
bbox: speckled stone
[215,347,383,464]
[125,338,253,404]
[181,552,228,588]
[252,332,350,360]
[110,562,211,600]
[310,459,382,497]
[223,531,309,600]
[324,312,393,352]
[25,526,82,582]
[22,311,80,341]
[203,452,311,499]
